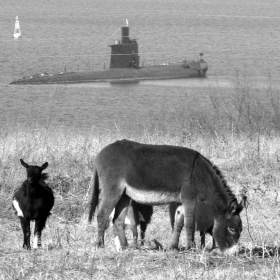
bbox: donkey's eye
[228,227,235,234]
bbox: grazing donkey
[12,159,54,249]
[169,202,216,249]
[109,200,153,250]
[89,140,247,251]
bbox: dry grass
[1,196,280,279]
[1,120,280,279]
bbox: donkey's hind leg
[113,195,131,250]
[96,193,122,248]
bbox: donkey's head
[20,159,48,184]
[213,196,247,251]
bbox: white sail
[13,16,21,38]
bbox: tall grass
[1,75,280,279]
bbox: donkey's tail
[88,168,100,223]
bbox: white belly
[125,183,180,205]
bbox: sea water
[0,0,279,132]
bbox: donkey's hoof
[169,246,179,252]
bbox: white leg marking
[109,208,115,220]
[114,236,122,252]
[175,205,183,222]
[125,217,131,225]
[33,234,39,249]
[108,208,115,227]
[12,199,24,217]
[110,208,131,225]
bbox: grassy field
[1,123,280,279]
[1,77,280,279]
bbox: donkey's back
[95,139,198,205]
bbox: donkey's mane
[212,164,236,201]
[202,155,236,202]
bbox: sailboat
[13,16,21,39]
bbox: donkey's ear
[236,196,247,213]
[41,162,48,170]
[20,159,29,168]
[240,196,247,208]
[226,200,238,218]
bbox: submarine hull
[10,23,208,85]
[10,62,208,85]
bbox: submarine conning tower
[109,25,139,69]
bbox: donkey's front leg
[183,202,196,250]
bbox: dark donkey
[12,159,54,249]
[169,202,216,249]
[109,200,153,250]
[89,140,247,251]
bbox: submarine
[10,22,208,85]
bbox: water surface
[1,0,279,132]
